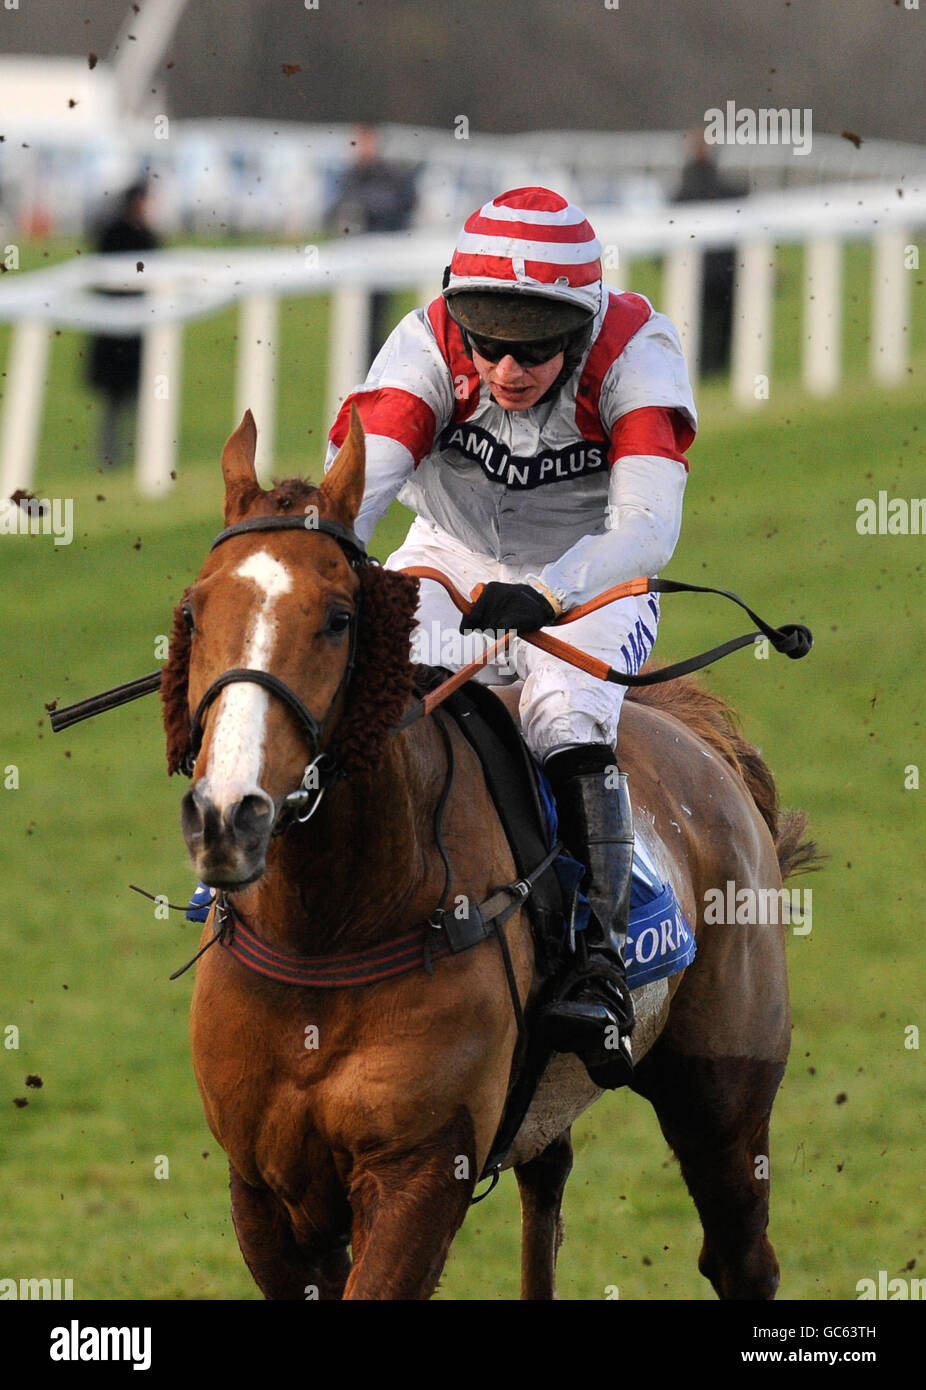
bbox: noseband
[184,514,370,833]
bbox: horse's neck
[241,721,447,953]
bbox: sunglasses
[466,331,566,368]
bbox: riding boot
[538,743,636,1089]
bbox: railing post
[731,239,773,408]
[803,237,843,396]
[663,247,701,385]
[871,228,910,385]
[0,319,50,498]
[136,304,182,498]
[235,294,278,479]
[326,286,370,428]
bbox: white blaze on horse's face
[201,550,293,810]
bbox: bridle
[183,514,370,834]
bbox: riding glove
[460,581,557,636]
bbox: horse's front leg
[229,1165,351,1301]
[342,1107,477,1300]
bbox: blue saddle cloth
[187,773,696,991]
[536,767,696,991]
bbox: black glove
[460,581,557,636]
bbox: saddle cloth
[535,768,696,989]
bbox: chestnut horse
[162,409,813,1301]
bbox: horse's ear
[321,403,366,525]
[221,410,263,523]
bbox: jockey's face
[471,349,565,411]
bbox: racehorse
[161,408,814,1301]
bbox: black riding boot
[539,743,635,1088]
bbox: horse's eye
[324,610,352,637]
[182,604,195,633]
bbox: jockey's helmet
[443,187,602,355]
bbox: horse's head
[162,407,417,889]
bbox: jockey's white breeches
[384,517,660,761]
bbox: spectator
[674,131,749,375]
[325,126,418,365]
[86,180,161,467]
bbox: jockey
[325,186,696,1087]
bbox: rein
[48,551,812,739]
[395,569,813,729]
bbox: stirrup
[538,953,635,1087]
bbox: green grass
[1,237,925,1301]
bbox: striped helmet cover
[444,186,603,317]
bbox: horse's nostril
[229,792,274,848]
[181,784,274,877]
[181,784,209,843]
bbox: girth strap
[426,840,560,962]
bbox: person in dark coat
[325,127,418,366]
[86,181,161,467]
[673,132,749,376]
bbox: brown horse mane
[162,587,193,775]
[627,673,820,879]
[161,478,420,780]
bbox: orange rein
[398,566,652,716]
